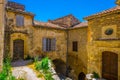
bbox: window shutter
[51,38,56,51]
[21,16,24,26]
[42,38,46,52]
[16,15,24,27]
[46,38,49,51]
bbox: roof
[6,7,35,16]
[48,14,80,28]
[7,1,25,11]
[84,6,120,20]
[34,21,65,29]
[34,21,88,30]
[71,22,88,29]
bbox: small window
[42,38,56,52]
[16,15,24,27]
[72,41,78,52]
[105,28,113,35]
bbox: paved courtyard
[12,66,43,80]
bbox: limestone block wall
[0,0,5,70]
[86,12,120,79]
[67,27,88,77]
[6,11,33,29]
[87,41,120,79]
[87,13,120,42]
[10,33,29,59]
[5,10,34,58]
[31,27,67,62]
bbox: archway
[13,39,24,60]
[102,51,118,80]
[78,72,85,80]
[53,59,66,78]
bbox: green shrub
[35,57,49,71]
[35,57,54,80]
[25,55,34,60]
[92,72,100,78]
[0,58,16,80]
[45,72,54,80]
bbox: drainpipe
[4,0,8,58]
[66,29,69,76]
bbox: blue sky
[10,0,116,22]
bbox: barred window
[72,41,78,52]
[16,15,24,27]
[42,38,56,52]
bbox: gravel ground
[12,66,43,80]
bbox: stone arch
[78,72,85,80]
[102,51,118,80]
[52,59,66,77]
[10,33,29,59]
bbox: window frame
[72,41,78,52]
[42,38,56,52]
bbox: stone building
[84,5,120,80]
[0,1,119,80]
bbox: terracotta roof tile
[6,7,35,16]
[70,22,88,29]
[34,21,65,29]
[85,6,120,20]
[49,14,80,28]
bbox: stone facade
[67,27,88,77]
[0,0,6,71]
[85,6,120,80]
[31,27,67,62]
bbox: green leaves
[35,57,49,71]
[35,57,54,80]
[0,58,16,80]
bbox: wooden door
[13,39,24,60]
[102,51,118,80]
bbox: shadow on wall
[78,72,85,80]
[52,59,66,77]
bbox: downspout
[66,29,69,76]
[4,0,8,58]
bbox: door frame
[10,33,29,59]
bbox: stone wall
[86,12,120,79]
[87,13,120,42]
[0,0,5,71]
[31,27,67,62]
[67,27,88,79]
[5,10,34,59]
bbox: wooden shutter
[16,15,24,27]
[16,15,20,26]
[51,38,56,51]
[19,16,24,26]
[42,38,46,52]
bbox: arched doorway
[13,39,24,60]
[78,72,85,80]
[102,51,118,80]
[53,59,66,78]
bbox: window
[42,38,56,52]
[16,15,24,27]
[105,28,113,35]
[72,41,78,52]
